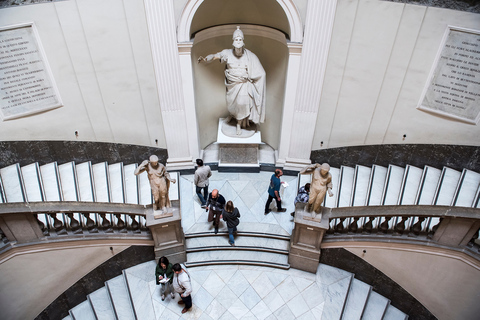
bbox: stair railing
[0,202,151,249]
[323,205,480,256]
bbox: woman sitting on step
[155,256,175,301]
[222,200,241,246]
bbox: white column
[277,43,303,166]
[178,43,200,161]
[144,0,194,170]
[279,0,338,171]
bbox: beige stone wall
[0,0,166,148]
[0,244,130,320]
[313,0,480,149]
[346,246,480,320]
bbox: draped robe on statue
[218,48,266,124]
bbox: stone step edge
[185,231,290,241]
[185,259,290,270]
[186,245,289,255]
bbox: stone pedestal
[146,199,186,264]
[289,203,330,273]
[216,118,262,169]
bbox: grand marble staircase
[61,261,409,320]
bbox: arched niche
[178,0,303,43]
[192,25,289,150]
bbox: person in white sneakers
[155,256,175,301]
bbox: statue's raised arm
[197,26,266,136]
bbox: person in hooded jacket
[222,200,240,246]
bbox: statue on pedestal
[198,26,266,136]
[299,163,334,217]
[134,155,176,213]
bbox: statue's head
[232,26,244,49]
[320,163,330,175]
[149,155,159,167]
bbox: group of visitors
[155,257,192,314]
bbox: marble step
[40,162,62,201]
[0,163,25,202]
[69,300,96,320]
[366,165,387,206]
[416,166,441,205]
[317,264,353,320]
[123,261,157,320]
[58,161,79,201]
[21,162,44,202]
[109,162,125,203]
[342,278,371,320]
[361,291,389,320]
[352,165,372,207]
[398,165,423,205]
[87,286,116,320]
[106,275,136,320]
[92,162,110,202]
[185,250,290,269]
[185,221,291,237]
[337,166,355,207]
[325,167,340,208]
[123,164,139,205]
[383,304,409,320]
[62,315,73,320]
[433,167,461,206]
[382,165,405,205]
[452,169,480,207]
[186,233,289,251]
[76,162,95,202]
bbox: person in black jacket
[206,189,226,234]
[222,200,240,246]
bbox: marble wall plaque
[418,27,480,124]
[0,23,62,120]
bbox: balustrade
[322,206,480,255]
[0,202,151,246]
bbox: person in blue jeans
[264,169,286,214]
[222,200,240,246]
[194,159,212,208]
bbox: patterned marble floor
[127,261,353,320]
[179,171,300,235]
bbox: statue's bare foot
[236,123,241,135]
[153,204,158,211]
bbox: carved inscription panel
[418,27,480,124]
[0,23,62,120]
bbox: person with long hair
[155,256,174,301]
[222,200,241,246]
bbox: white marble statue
[198,26,266,135]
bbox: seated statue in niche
[134,155,176,213]
[198,26,266,136]
[299,163,334,215]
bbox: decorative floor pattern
[179,171,300,236]
[129,262,353,320]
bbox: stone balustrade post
[289,204,330,273]
[432,216,480,247]
[0,213,44,243]
[145,200,186,264]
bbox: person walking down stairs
[222,200,241,246]
[155,256,175,301]
[206,189,226,234]
[172,263,193,314]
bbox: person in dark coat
[222,200,240,246]
[206,189,226,234]
[155,256,175,301]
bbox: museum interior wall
[312,0,480,150]
[0,0,167,148]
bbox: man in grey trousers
[194,159,212,208]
